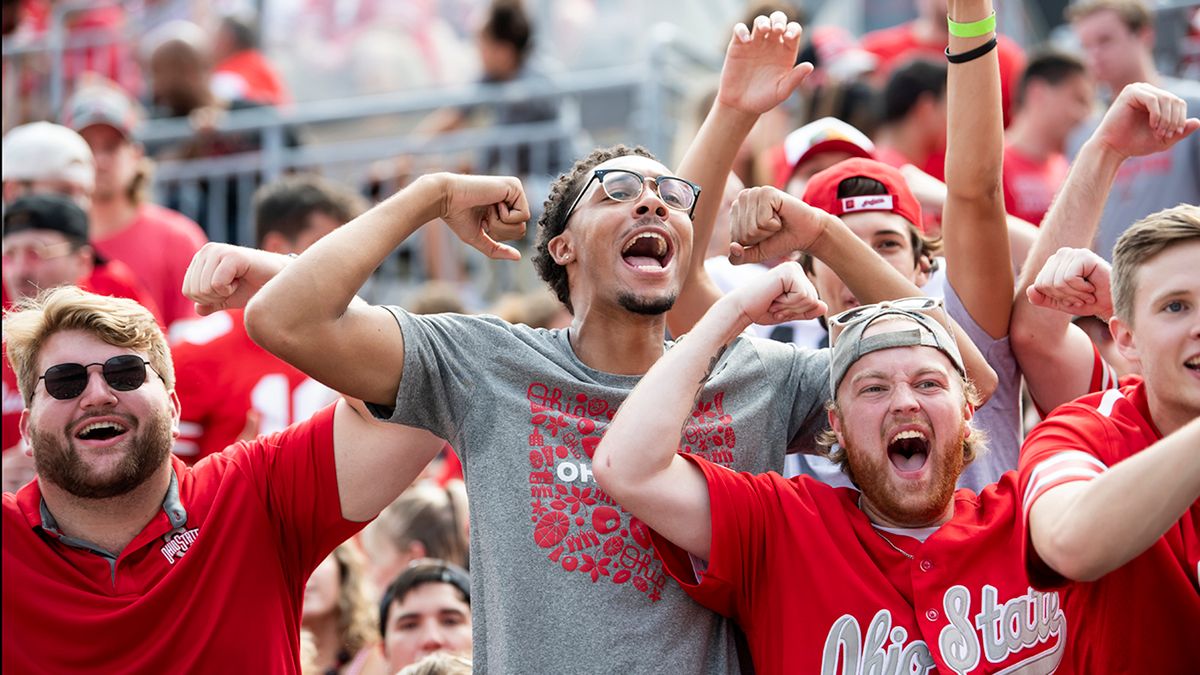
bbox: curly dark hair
[533,144,657,314]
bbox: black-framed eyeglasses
[562,169,701,227]
[37,355,157,400]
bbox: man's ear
[827,405,846,447]
[168,390,183,438]
[547,233,575,265]
[19,408,31,448]
[1109,315,1141,370]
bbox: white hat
[1,122,96,192]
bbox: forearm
[248,174,444,341]
[1010,142,1123,397]
[808,219,996,397]
[668,103,759,337]
[1016,140,1122,297]
[1035,417,1200,581]
[943,0,1011,337]
[679,102,757,271]
[598,298,749,487]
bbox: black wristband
[945,36,998,64]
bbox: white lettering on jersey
[821,609,937,675]
[160,527,201,564]
[940,585,1065,674]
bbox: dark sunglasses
[563,169,701,227]
[38,355,155,400]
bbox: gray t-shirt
[372,309,831,674]
[787,277,1022,493]
[1069,76,1200,261]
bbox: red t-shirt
[1019,381,1200,674]
[1002,145,1069,226]
[213,50,291,106]
[92,203,208,331]
[171,310,337,464]
[1,266,161,453]
[653,456,1068,674]
[1,405,362,673]
[860,22,1025,127]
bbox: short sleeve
[753,341,830,454]
[234,404,362,577]
[1018,408,1111,587]
[650,453,801,621]
[366,308,489,444]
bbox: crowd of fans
[2,0,1198,673]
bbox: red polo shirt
[2,404,362,673]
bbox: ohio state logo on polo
[525,380,736,602]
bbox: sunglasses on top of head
[37,355,157,400]
[828,296,945,344]
[562,169,701,227]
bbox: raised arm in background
[727,186,999,399]
[941,0,1011,339]
[1009,83,1198,411]
[593,262,826,559]
[666,11,813,337]
[187,174,529,408]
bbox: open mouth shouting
[72,417,132,447]
[887,427,930,475]
[620,229,674,272]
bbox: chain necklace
[872,528,915,560]
[860,495,915,560]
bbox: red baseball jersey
[170,309,337,463]
[652,454,1067,674]
[2,405,362,673]
[1019,381,1200,674]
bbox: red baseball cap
[802,158,925,232]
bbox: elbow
[972,363,998,405]
[1037,528,1110,582]
[589,442,620,495]
[244,292,297,357]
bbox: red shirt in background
[92,203,208,331]
[1019,381,1199,675]
[213,50,291,106]
[2,405,362,673]
[171,309,337,464]
[1002,144,1069,226]
[861,22,1024,127]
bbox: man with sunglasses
[1,285,446,672]
[182,13,993,673]
[592,286,1067,673]
[2,194,159,492]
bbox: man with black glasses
[1,286,445,672]
[185,13,991,672]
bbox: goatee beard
[617,292,676,316]
[32,409,173,500]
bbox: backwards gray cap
[830,309,965,398]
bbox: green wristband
[947,11,996,38]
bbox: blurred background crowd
[2,0,1198,672]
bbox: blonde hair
[816,377,988,476]
[331,543,380,658]
[3,286,174,405]
[1111,204,1200,326]
[363,483,469,570]
[397,652,473,675]
[1066,0,1152,32]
